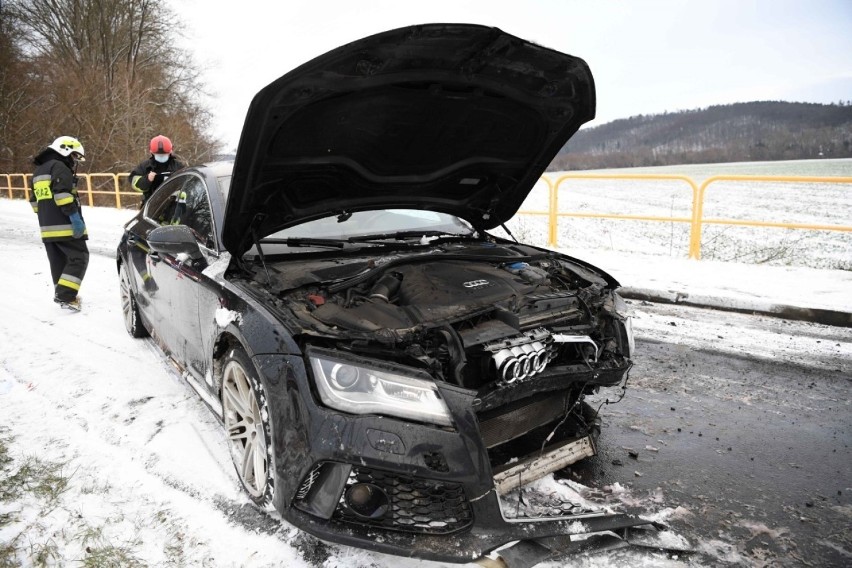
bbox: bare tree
[3,0,219,173]
[0,2,48,172]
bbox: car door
[124,175,191,350]
[146,173,221,384]
[135,174,194,357]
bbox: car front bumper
[259,353,649,563]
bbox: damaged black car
[117,23,657,565]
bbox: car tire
[221,346,275,508]
[119,263,149,338]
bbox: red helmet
[149,135,173,154]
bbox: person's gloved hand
[69,212,86,239]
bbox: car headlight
[309,354,453,427]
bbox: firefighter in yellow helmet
[29,136,88,310]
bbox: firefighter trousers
[44,239,89,302]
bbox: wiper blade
[260,231,474,249]
[260,237,346,249]
[347,230,471,243]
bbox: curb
[620,287,852,328]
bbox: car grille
[497,484,601,520]
[333,466,473,534]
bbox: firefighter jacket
[129,155,186,203]
[29,149,87,242]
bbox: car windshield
[265,209,475,242]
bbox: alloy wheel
[222,358,268,498]
[119,264,147,338]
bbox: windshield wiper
[347,230,472,243]
[259,231,473,250]
[260,237,346,249]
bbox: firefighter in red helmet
[129,135,186,207]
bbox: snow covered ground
[0,196,849,567]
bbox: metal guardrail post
[688,179,703,259]
[113,173,121,208]
[20,174,31,200]
[77,174,94,206]
[541,176,557,247]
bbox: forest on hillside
[551,101,852,171]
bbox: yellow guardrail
[3,172,134,208]
[692,175,852,259]
[3,171,851,260]
[527,173,852,259]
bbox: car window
[180,176,215,249]
[144,174,215,249]
[145,175,188,224]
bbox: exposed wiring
[536,349,631,459]
[538,383,588,458]
[592,363,633,420]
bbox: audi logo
[463,279,491,288]
[482,328,557,384]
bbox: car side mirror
[148,225,204,261]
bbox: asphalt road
[570,300,851,567]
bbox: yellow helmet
[48,136,85,161]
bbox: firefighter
[129,135,186,207]
[29,136,89,310]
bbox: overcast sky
[171,0,852,151]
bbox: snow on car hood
[224,23,595,256]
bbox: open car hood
[224,23,595,256]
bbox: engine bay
[237,240,633,397]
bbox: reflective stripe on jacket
[29,157,87,242]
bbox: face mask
[154,154,169,163]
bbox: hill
[551,101,852,171]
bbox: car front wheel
[222,347,274,507]
[119,263,149,338]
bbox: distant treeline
[550,101,852,171]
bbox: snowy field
[503,158,852,270]
[0,157,850,567]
